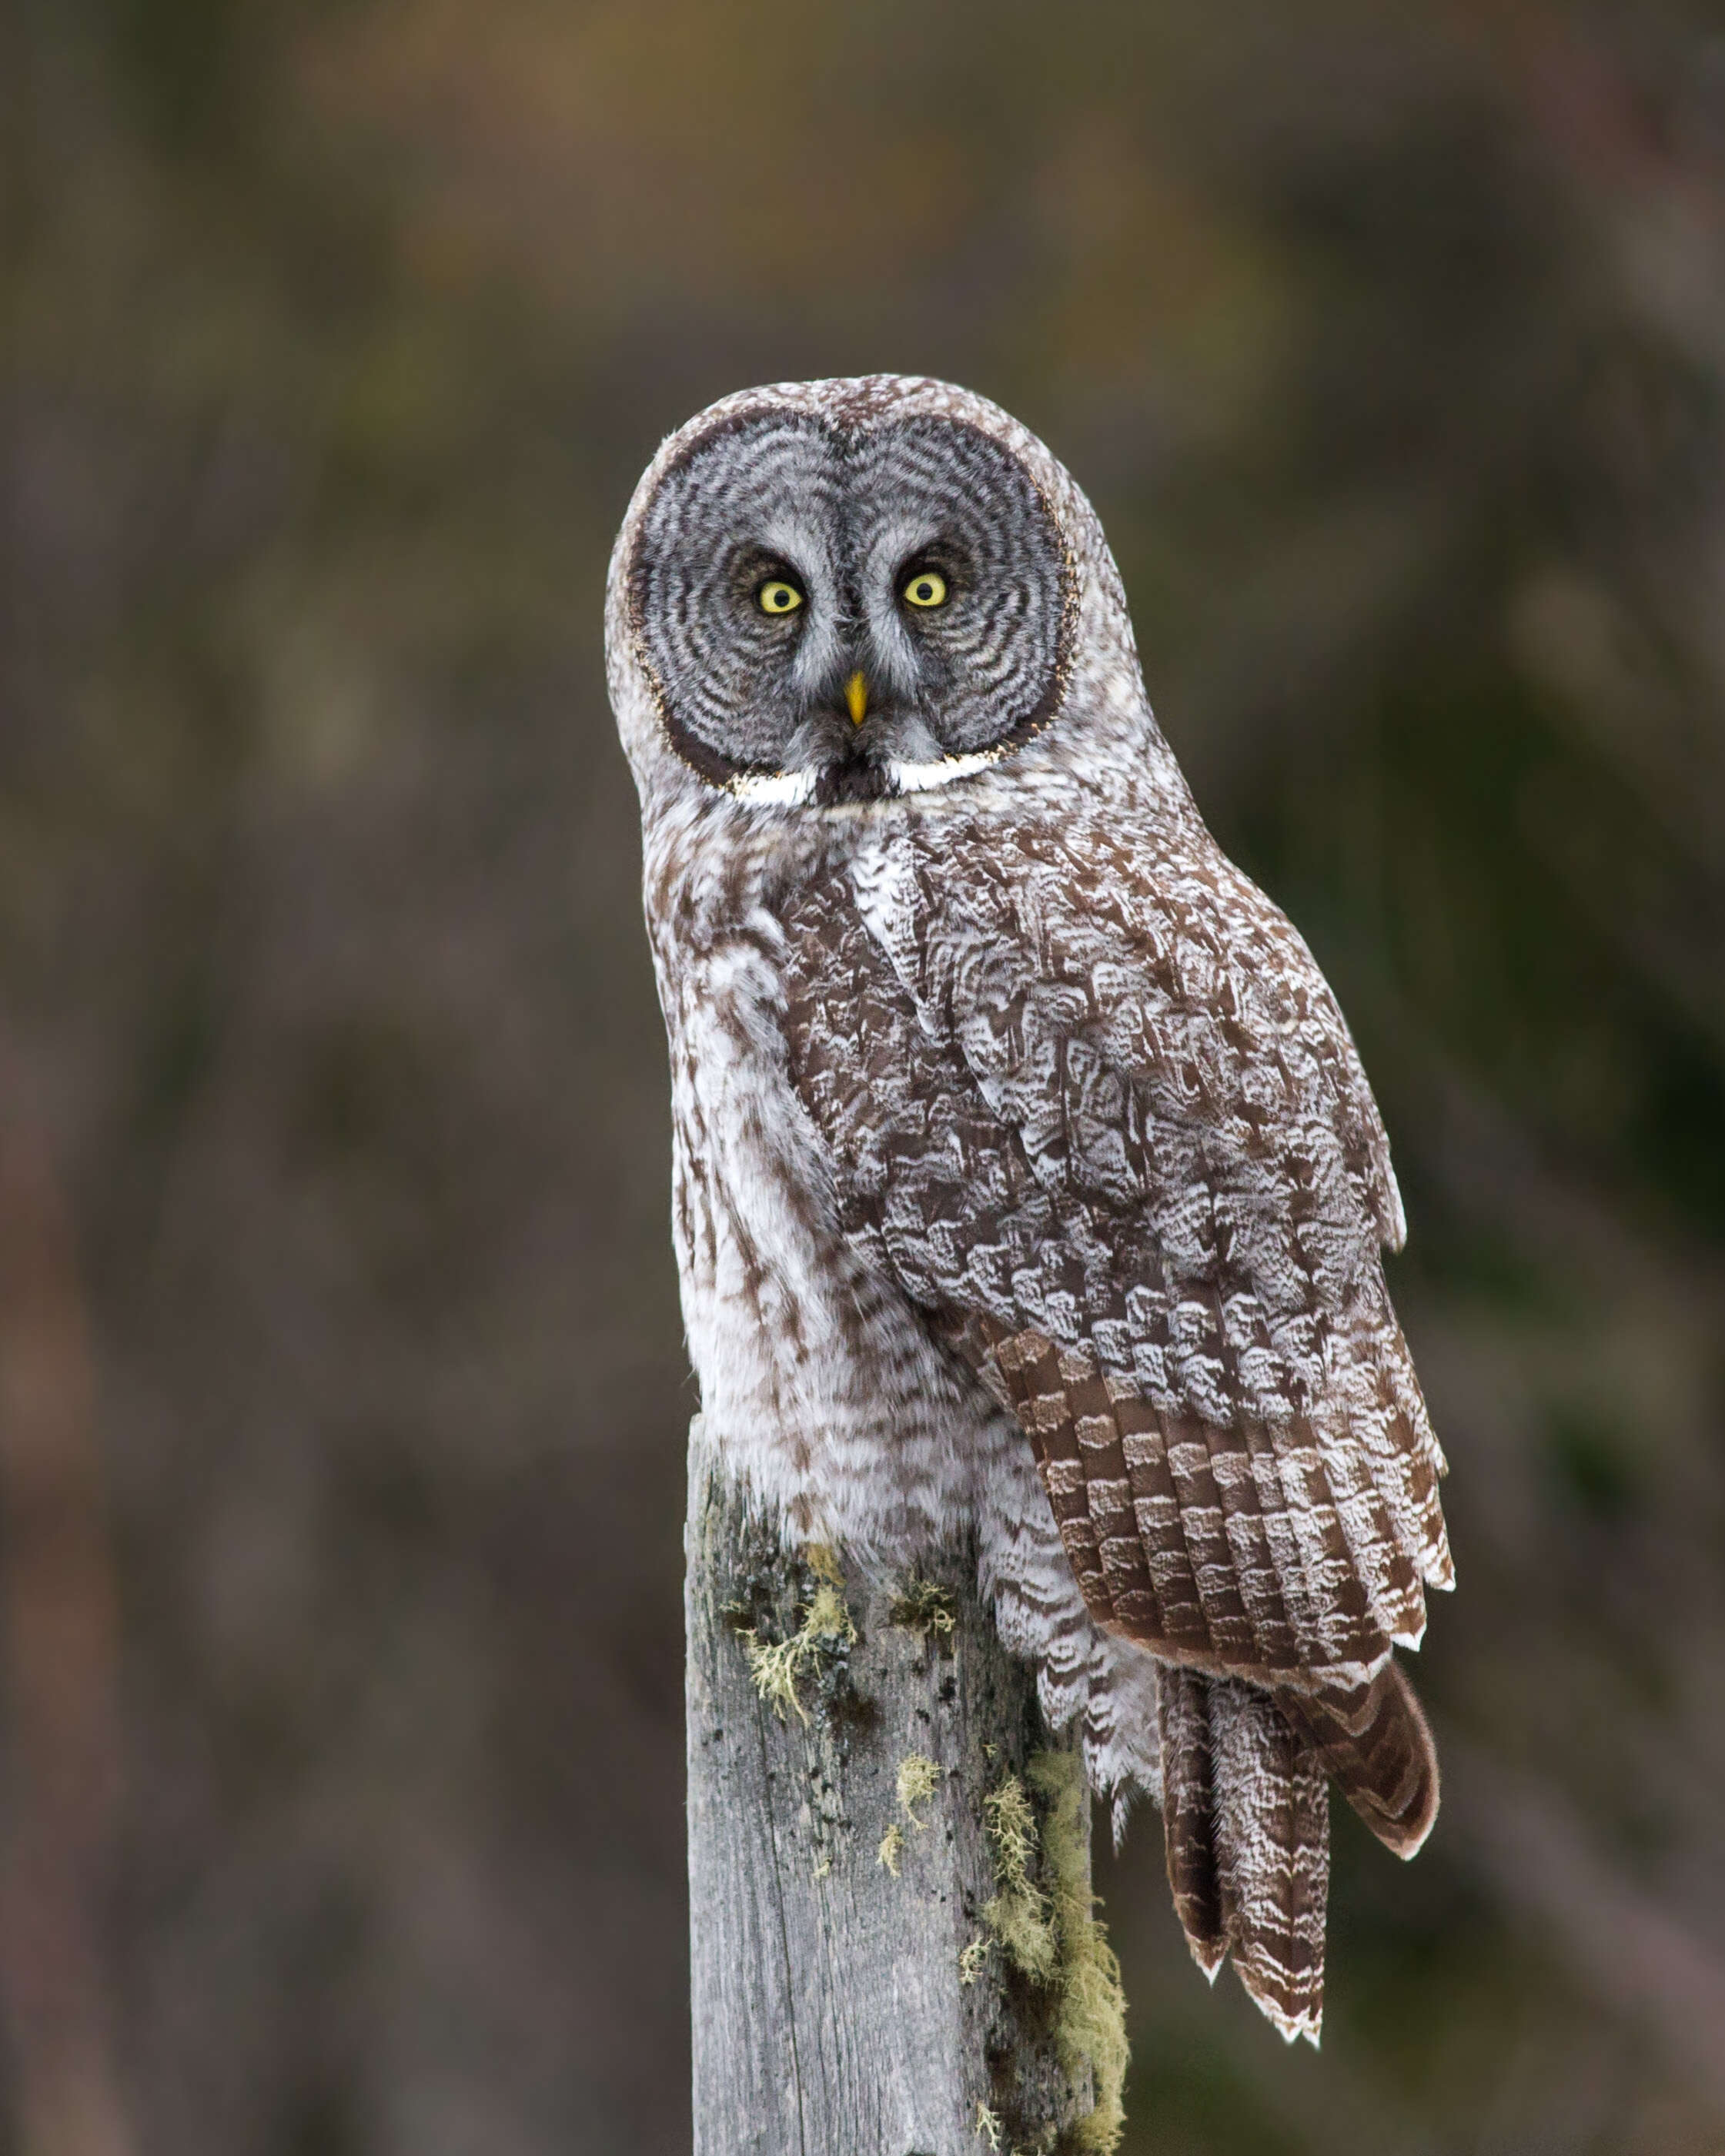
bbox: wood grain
[686,1419,1091,2155]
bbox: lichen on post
[684,1419,1126,2155]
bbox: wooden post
[685,1418,1113,2156]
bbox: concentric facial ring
[628,405,1074,789]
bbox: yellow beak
[844,671,868,727]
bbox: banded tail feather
[1275,1660,1439,1859]
[1157,1667,1329,2043]
[1156,1659,1437,2042]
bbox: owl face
[625,402,1077,805]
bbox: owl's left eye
[757,578,804,615]
[901,569,948,609]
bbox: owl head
[607,376,1179,815]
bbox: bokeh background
[6,2,1725,2150]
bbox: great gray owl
[606,375,1453,2044]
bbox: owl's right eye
[757,578,804,616]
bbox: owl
[606,376,1453,2044]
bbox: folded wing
[775,812,1451,2032]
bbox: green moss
[890,1577,958,1640]
[981,1753,1130,2155]
[735,1545,857,1726]
[982,1774,1058,1983]
[1030,1753,1129,2153]
[897,1751,942,1828]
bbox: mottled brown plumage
[607,374,1454,2043]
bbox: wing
[777,807,1451,1703]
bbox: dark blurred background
[5,2,1725,2150]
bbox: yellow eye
[902,569,948,609]
[757,579,804,615]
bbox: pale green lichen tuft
[877,1821,904,1877]
[897,1751,942,1829]
[1026,1751,1130,2154]
[958,1936,991,1987]
[804,1543,846,1590]
[737,1547,858,1725]
[980,1753,1130,2155]
[974,2099,1004,2148]
[981,1774,1058,1983]
[890,1576,958,1639]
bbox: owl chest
[660,948,987,1555]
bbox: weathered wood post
[686,1419,1127,2156]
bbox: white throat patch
[726,747,1004,808]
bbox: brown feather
[1156,1667,1225,1976]
[1274,1660,1439,1858]
[1158,1670,1330,2043]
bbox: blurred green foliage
[6,1,1725,2151]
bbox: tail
[1275,1660,1440,1860]
[1156,1661,1439,2044]
[1158,1668,1329,2043]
